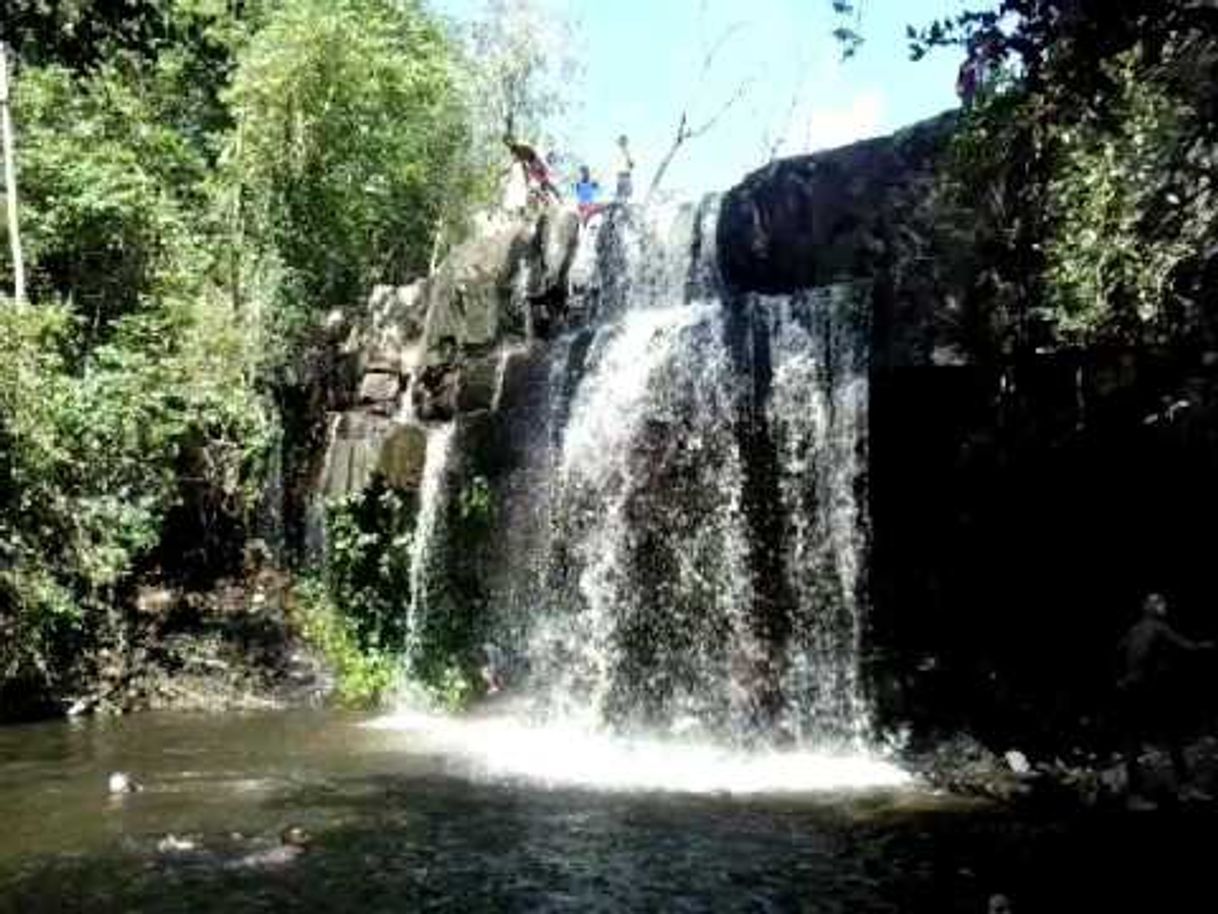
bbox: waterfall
[370,199,905,791]
[528,300,754,734]
[491,204,874,749]
[763,285,871,748]
[405,423,456,652]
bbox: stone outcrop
[315,205,583,505]
[719,113,955,294]
[718,112,967,369]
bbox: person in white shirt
[614,134,635,201]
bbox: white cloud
[802,90,886,154]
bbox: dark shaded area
[718,114,956,298]
[718,110,1218,754]
[868,354,1218,754]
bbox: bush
[290,576,398,708]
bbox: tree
[646,12,754,201]
[910,0,1218,351]
[224,0,473,325]
[445,0,576,225]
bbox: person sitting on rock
[1117,592,1214,809]
[574,165,606,224]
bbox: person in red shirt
[503,132,561,206]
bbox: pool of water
[0,711,1213,912]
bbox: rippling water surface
[0,711,1212,913]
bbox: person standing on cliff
[574,165,606,223]
[502,119,561,206]
[1117,592,1214,810]
[614,134,635,201]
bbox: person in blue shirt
[574,165,606,223]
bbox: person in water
[1117,592,1214,809]
[574,165,606,223]
[229,825,312,869]
[503,131,561,206]
[614,134,635,201]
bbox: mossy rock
[376,424,428,491]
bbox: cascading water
[763,285,871,748]
[527,299,754,735]
[513,203,874,749]
[405,422,456,653]
[375,201,904,792]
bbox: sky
[435,0,973,198]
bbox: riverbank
[5,564,334,722]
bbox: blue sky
[435,0,973,197]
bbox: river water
[1,710,1212,913]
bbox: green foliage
[1,0,552,711]
[309,479,485,710]
[323,483,416,654]
[930,1,1218,354]
[0,295,270,698]
[0,1,174,72]
[224,0,476,337]
[430,663,479,712]
[7,64,208,340]
[290,576,397,708]
[1045,51,1207,343]
[402,473,497,711]
[457,475,493,526]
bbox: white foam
[364,711,911,795]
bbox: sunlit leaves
[224,0,472,319]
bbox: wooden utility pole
[1,43,26,304]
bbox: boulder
[422,225,532,362]
[357,371,401,411]
[376,424,428,490]
[320,411,392,497]
[419,206,583,365]
[718,113,955,294]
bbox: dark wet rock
[413,364,461,421]
[456,355,501,414]
[68,556,334,716]
[717,112,967,370]
[493,346,540,414]
[912,733,1033,802]
[719,113,956,295]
